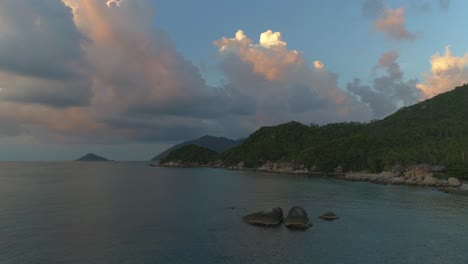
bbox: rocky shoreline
[152,161,466,192]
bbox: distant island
[151,135,244,161]
[76,153,110,162]
[156,84,468,185]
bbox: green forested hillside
[220,84,468,177]
[160,145,218,164]
[151,135,244,161]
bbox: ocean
[1,161,467,264]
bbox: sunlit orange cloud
[214,30,303,81]
[418,47,468,98]
[313,61,324,70]
[373,7,417,40]
[64,0,206,107]
[215,30,371,124]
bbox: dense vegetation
[151,135,244,161]
[160,145,218,164]
[163,84,468,179]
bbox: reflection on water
[0,162,467,264]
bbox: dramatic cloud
[214,30,370,126]
[0,1,373,144]
[214,30,303,81]
[347,51,421,118]
[417,47,468,98]
[0,0,90,107]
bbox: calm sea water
[1,162,468,264]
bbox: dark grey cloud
[0,78,91,108]
[0,0,86,80]
[288,84,326,113]
[0,0,91,107]
[347,51,421,118]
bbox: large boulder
[284,206,311,229]
[345,173,363,181]
[319,212,340,221]
[448,177,462,187]
[405,164,432,181]
[243,207,284,227]
[422,175,438,186]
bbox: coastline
[150,161,467,195]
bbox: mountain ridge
[151,135,244,161]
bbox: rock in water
[442,187,468,196]
[243,207,284,227]
[319,212,340,221]
[284,206,311,230]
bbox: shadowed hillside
[217,84,468,177]
[151,135,244,161]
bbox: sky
[0,0,467,161]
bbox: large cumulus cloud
[0,0,375,143]
[418,47,468,98]
[0,0,91,106]
[214,30,370,126]
[0,0,441,145]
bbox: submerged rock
[442,187,468,196]
[284,206,311,230]
[319,212,340,221]
[243,207,284,227]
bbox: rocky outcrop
[319,212,339,221]
[231,161,319,175]
[404,164,432,180]
[345,165,462,188]
[243,207,284,227]
[160,160,207,167]
[422,175,438,186]
[284,206,311,230]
